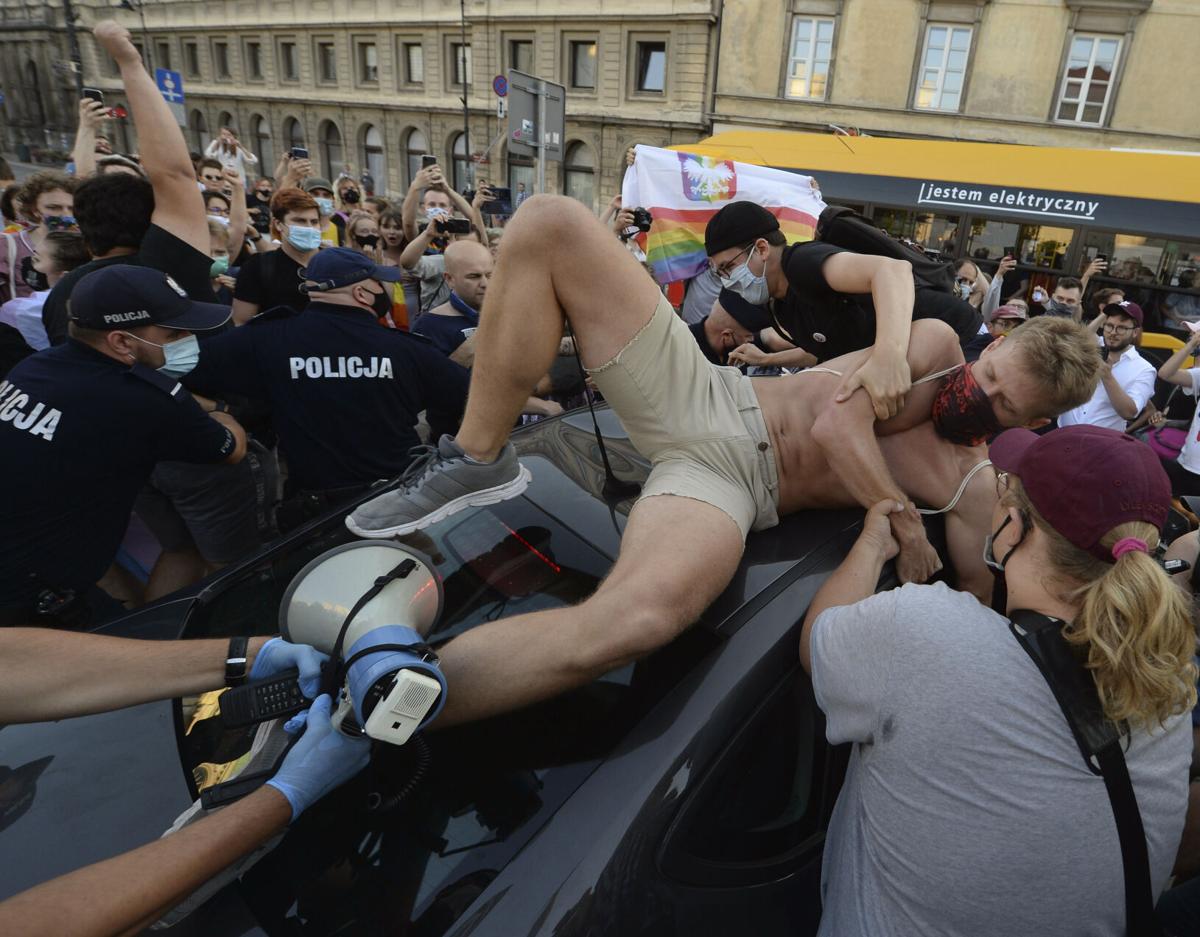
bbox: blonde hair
[1006,480,1197,729]
[345,210,377,246]
[1005,316,1101,417]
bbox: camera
[619,206,653,241]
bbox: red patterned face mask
[931,363,1005,447]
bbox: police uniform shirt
[412,310,476,358]
[773,241,980,363]
[0,341,236,607]
[183,302,470,492]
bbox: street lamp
[117,0,152,71]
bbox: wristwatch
[225,636,249,687]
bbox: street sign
[492,74,508,97]
[506,69,565,163]
[496,97,507,119]
[155,67,185,126]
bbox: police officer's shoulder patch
[126,362,184,397]
[249,304,299,324]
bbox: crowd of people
[1,18,1200,937]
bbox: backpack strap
[1008,609,1161,937]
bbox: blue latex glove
[249,637,328,698]
[266,694,371,821]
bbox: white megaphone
[280,541,446,745]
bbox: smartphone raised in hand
[421,154,438,169]
[290,146,309,160]
[482,186,513,215]
[82,88,105,105]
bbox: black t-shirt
[233,249,310,315]
[773,241,980,362]
[184,303,469,491]
[0,341,235,606]
[412,310,477,357]
[42,224,219,346]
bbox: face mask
[357,234,380,249]
[956,282,972,301]
[123,332,201,378]
[19,255,49,292]
[424,207,450,222]
[207,213,230,227]
[364,284,392,319]
[720,247,769,306]
[1044,298,1070,316]
[341,189,360,204]
[210,256,230,278]
[287,225,323,251]
[314,197,334,216]
[983,514,1029,573]
[256,189,272,201]
[930,363,1005,447]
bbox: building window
[508,39,533,74]
[451,132,469,192]
[357,41,378,84]
[319,120,343,177]
[316,40,337,84]
[279,40,299,81]
[283,116,305,153]
[634,41,666,93]
[252,114,272,170]
[188,108,209,152]
[155,40,171,71]
[508,151,534,200]
[361,124,385,190]
[404,127,429,188]
[451,42,472,86]
[913,24,972,111]
[563,142,595,209]
[569,40,597,89]
[402,41,424,84]
[785,16,834,100]
[212,41,231,80]
[245,41,263,80]
[183,41,200,78]
[1055,34,1122,125]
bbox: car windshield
[178,496,721,934]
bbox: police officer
[183,247,469,530]
[0,264,245,626]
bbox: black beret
[717,288,771,332]
[704,201,780,256]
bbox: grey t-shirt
[680,266,722,325]
[810,582,1190,937]
[408,253,449,314]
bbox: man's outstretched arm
[93,21,208,255]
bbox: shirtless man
[346,195,1100,726]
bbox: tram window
[966,220,1074,269]
[1083,232,1200,287]
[871,208,960,256]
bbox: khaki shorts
[587,294,780,539]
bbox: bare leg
[144,547,207,603]
[457,195,662,461]
[433,495,744,726]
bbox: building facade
[0,0,719,209]
[715,0,1199,152]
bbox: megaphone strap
[341,641,438,672]
[324,558,419,696]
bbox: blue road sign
[155,68,185,105]
[492,74,508,97]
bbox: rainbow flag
[621,146,825,285]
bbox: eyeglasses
[1103,323,1135,334]
[995,470,1010,499]
[207,205,230,216]
[710,244,753,279]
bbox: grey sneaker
[346,435,531,538]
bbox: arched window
[251,114,272,172]
[318,120,343,179]
[451,132,468,193]
[188,109,210,153]
[404,128,428,189]
[360,124,385,194]
[23,61,46,127]
[283,116,305,154]
[563,141,596,211]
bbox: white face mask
[720,246,769,306]
[207,214,230,227]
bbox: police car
[0,406,914,936]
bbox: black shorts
[135,442,277,565]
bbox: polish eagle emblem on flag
[678,153,737,202]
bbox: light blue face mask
[314,197,335,216]
[210,256,230,278]
[287,225,323,251]
[124,332,201,378]
[720,246,769,306]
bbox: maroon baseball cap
[990,425,1170,563]
[1104,300,1143,327]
